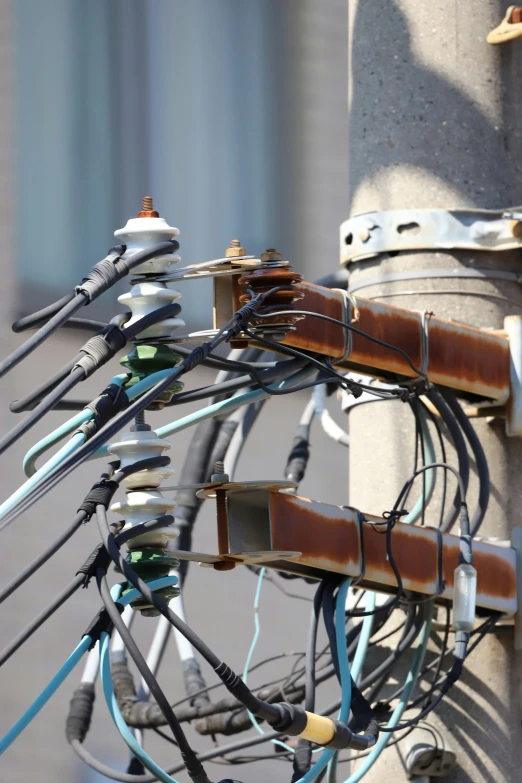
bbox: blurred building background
[0,1,350,782]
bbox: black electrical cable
[11,292,76,333]
[0,291,296,529]
[441,389,490,536]
[425,390,470,532]
[9,353,83,413]
[0,574,85,667]
[0,510,86,603]
[291,581,325,781]
[418,398,448,528]
[253,310,427,380]
[95,569,212,783]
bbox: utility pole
[347,2,522,781]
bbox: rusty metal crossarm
[171,484,517,617]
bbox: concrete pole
[347,2,522,781]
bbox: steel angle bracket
[340,208,522,265]
[195,486,517,615]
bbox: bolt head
[260,248,283,263]
[226,240,247,257]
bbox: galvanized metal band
[332,288,354,362]
[348,267,522,294]
[340,208,522,264]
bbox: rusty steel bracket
[339,208,522,265]
[171,486,517,617]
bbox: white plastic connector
[114,216,180,275]
[118,281,185,340]
[452,563,477,631]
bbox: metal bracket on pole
[511,527,522,649]
[339,208,522,265]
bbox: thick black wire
[0,295,88,379]
[0,573,84,666]
[0,366,86,455]
[12,292,76,332]
[0,510,87,603]
[253,309,427,379]
[419,398,448,528]
[9,353,83,413]
[291,581,325,781]
[426,390,470,532]
[95,568,211,783]
[441,389,490,536]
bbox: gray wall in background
[2,2,350,783]
[13,0,348,322]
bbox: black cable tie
[76,543,111,587]
[73,325,128,379]
[83,605,123,647]
[77,480,119,519]
[76,384,129,440]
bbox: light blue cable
[297,578,353,783]
[0,432,85,522]
[242,568,296,753]
[90,366,317,460]
[327,590,376,783]
[404,400,436,524]
[23,408,92,477]
[0,634,91,755]
[341,601,434,783]
[100,578,181,783]
[23,374,128,477]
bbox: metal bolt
[512,7,522,24]
[138,195,160,218]
[225,239,247,258]
[211,460,229,483]
[260,248,283,264]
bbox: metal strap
[340,207,522,264]
[348,267,522,294]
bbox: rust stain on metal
[267,492,516,612]
[349,299,422,376]
[428,319,509,398]
[284,283,347,358]
[215,490,230,555]
[270,493,360,572]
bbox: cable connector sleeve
[83,606,123,647]
[284,435,310,483]
[77,383,129,442]
[74,325,128,379]
[323,718,379,751]
[65,683,95,743]
[76,543,111,586]
[77,480,120,519]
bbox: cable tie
[75,543,111,587]
[77,480,119,519]
[83,605,123,647]
[76,384,129,440]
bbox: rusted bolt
[260,248,283,263]
[225,238,247,258]
[213,560,236,572]
[138,195,160,218]
[211,460,229,483]
[512,6,522,23]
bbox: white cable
[314,384,350,446]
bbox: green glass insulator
[118,548,181,609]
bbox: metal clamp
[487,6,522,45]
[340,208,522,265]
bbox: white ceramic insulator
[108,429,173,489]
[114,216,181,275]
[111,489,179,550]
[109,429,178,550]
[118,280,185,339]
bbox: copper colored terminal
[138,195,160,218]
[238,253,305,332]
